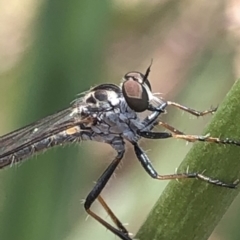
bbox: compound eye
[124,72,152,91]
[122,76,149,112]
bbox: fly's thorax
[72,83,121,115]
[90,96,144,143]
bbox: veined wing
[0,105,87,159]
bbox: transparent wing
[0,106,84,158]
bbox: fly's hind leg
[84,150,132,240]
[97,195,129,234]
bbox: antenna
[142,59,153,84]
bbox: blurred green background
[0,1,240,240]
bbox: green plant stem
[136,80,240,240]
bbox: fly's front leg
[133,143,238,189]
[84,150,132,240]
[141,102,168,130]
[167,101,217,117]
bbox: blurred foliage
[0,1,240,240]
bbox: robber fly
[0,65,239,240]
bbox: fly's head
[122,71,151,112]
[122,65,165,112]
